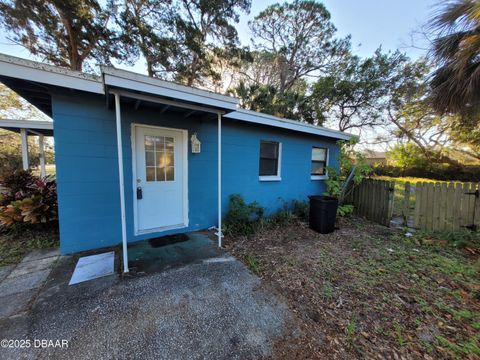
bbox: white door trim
[131,123,189,236]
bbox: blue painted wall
[52,93,339,254]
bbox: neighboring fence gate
[413,182,480,231]
[345,179,480,231]
[345,178,395,226]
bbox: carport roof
[0,118,53,136]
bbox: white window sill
[259,175,282,182]
[311,175,328,180]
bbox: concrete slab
[8,256,58,278]
[0,254,295,360]
[21,248,60,262]
[0,265,14,282]
[0,289,36,319]
[128,232,222,273]
[0,269,50,297]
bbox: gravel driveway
[0,254,294,360]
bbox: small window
[311,147,327,177]
[145,135,175,182]
[259,140,281,179]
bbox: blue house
[0,54,351,272]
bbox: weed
[245,254,260,274]
[292,200,309,222]
[393,321,407,347]
[345,314,357,347]
[223,194,264,236]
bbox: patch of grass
[0,226,59,266]
[245,254,260,274]
[436,335,480,358]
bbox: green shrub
[224,194,264,236]
[374,164,480,182]
[337,204,354,217]
[292,200,309,222]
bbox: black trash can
[308,195,338,234]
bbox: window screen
[311,147,327,176]
[259,141,279,176]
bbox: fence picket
[432,183,441,231]
[453,183,463,229]
[413,183,422,228]
[438,183,447,231]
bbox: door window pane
[145,151,155,166]
[166,166,174,181]
[145,135,175,182]
[146,167,155,181]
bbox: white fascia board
[224,109,353,141]
[102,67,239,110]
[0,119,53,130]
[0,54,103,94]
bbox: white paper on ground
[69,251,115,285]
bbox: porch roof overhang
[0,118,53,136]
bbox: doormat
[148,233,189,248]
[69,251,115,285]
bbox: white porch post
[20,128,29,170]
[39,134,46,177]
[114,93,129,273]
[217,112,222,248]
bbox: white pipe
[114,94,129,273]
[20,128,29,170]
[39,134,46,177]
[218,112,222,248]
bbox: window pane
[312,147,327,161]
[155,136,165,150]
[166,166,174,181]
[146,167,155,181]
[165,152,174,167]
[260,159,278,176]
[166,137,174,152]
[145,151,155,166]
[156,166,166,181]
[156,151,165,167]
[311,161,326,175]
[145,136,154,151]
[260,141,279,159]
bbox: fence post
[403,182,411,226]
[474,183,480,230]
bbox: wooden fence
[413,182,480,231]
[345,179,395,226]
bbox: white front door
[134,125,187,233]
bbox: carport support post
[114,93,129,273]
[20,128,29,170]
[218,112,222,248]
[39,134,46,177]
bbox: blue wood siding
[52,93,339,254]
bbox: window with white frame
[259,140,281,180]
[311,147,328,177]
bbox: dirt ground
[224,216,480,359]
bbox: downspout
[114,93,129,273]
[217,112,222,248]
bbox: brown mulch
[224,217,480,360]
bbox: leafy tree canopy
[0,0,121,71]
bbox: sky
[0,0,439,73]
